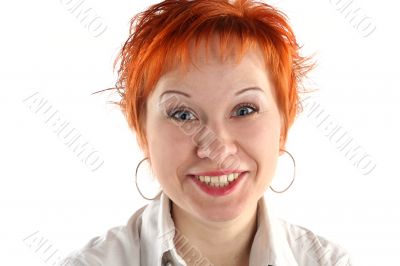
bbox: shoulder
[277,219,354,266]
[58,205,148,266]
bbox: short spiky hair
[110,0,314,154]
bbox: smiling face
[144,39,282,223]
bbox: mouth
[189,171,248,197]
[190,169,244,176]
[192,172,241,187]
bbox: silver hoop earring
[135,157,162,201]
[270,149,296,193]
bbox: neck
[171,201,259,266]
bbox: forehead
[152,42,276,106]
[145,34,280,112]
[164,35,266,78]
[158,39,269,89]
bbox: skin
[144,38,284,265]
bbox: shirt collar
[139,192,186,265]
[251,195,298,265]
[139,191,298,266]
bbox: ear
[279,134,285,156]
[144,149,150,160]
[278,115,285,156]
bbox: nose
[196,123,238,163]
[197,140,237,160]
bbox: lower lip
[190,172,247,197]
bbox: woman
[60,0,353,265]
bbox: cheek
[149,120,196,150]
[231,114,281,182]
[231,112,281,151]
[146,119,195,179]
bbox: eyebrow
[159,86,265,99]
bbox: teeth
[195,173,240,186]
[219,175,227,183]
[211,176,219,183]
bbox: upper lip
[190,170,246,176]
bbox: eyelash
[166,102,259,122]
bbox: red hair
[105,0,314,154]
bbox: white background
[1,0,399,265]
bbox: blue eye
[167,103,259,122]
[168,108,196,122]
[233,103,258,117]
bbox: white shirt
[59,192,353,266]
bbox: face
[145,39,282,223]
